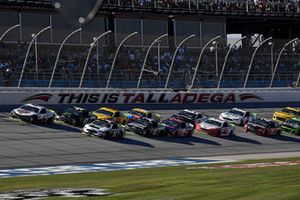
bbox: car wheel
[29,116,35,123]
[47,117,54,124]
[118,132,125,138]
[276,130,281,136]
[173,131,179,137]
[228,130,233,136]
[188,131,193,137]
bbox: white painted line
[0,158,232,178]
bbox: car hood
[221,112,242,120]
[84,124,110,132]
[246,122,265,129]
[14,108,36,116]
[128,122,147,129]
[93,113,111,120]
[200,122,220,130]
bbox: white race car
[82,120,125,138]
[219,108,253,125]
[10,104,56,123]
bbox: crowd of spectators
[105,0,300,14]
[0,41,298,87]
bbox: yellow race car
[92,107,128,125]
[272,107,300,122]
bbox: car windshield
[178,111,197,119]
[205,119,222,127]
[129,110,147,117]
[162,119,179,127]
[94,109,114,117]
[20,105,40,113]
[64,107,80,115]
[228,109,244,116]
[282,108,298,115]
[286,119,300,128]
[252,118,268,127]
[92,120,111,128]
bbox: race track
[1,108,300,169]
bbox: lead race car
[10,104,56,123]
[196,118,234,137]
[126,118,165,137]
[244,117,281,136]
[82,119,125,138]
[219,108,254,125]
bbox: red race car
[196,118,234,137]
[244,118,281,136]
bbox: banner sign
[0,88,299,105]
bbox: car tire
[47,117,54,124]
[173,131,179,137]
[276,130,281,136]
[188,131,193,137]
[228,130,233,136]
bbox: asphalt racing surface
[1,108,300,169]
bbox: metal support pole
[0,24,20,42]
[48,28,82,87]
[80,30,111,88]
[270,38,298,88]
[106,31,138,88]
[158,42,161,86]
[270,42,274,73]
[96,41,100,82]
[137,33,168,88]
[18,26,51,88]
[217,36,247,88]
[215,42,218,78]
[164,34,195,89]
[243,37,272,88]
[34,38,38,80]
[190,35,221,89]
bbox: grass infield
[1,158,300,200]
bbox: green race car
[281,118,300,135]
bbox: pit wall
[0,87,300,112]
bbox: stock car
[82,120,125,138]
[161,118,194,137]
[10,104,56,123]
[281,118,300,135]
[272,107,300,122]
[126,118,165,137]
[124,108,160,122]
[219,108,254,125]
[57,106,96,126]
[171,109,207,128]
[92,107,128,125]
[244,118,281,136]
[196,118,234,137]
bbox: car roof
[24,104,44,109]
[98,107,118,113]
[93,119,113,124]
[182,109,199,114]
[133,108,149,114]
[285,107,300,112]
[230,108,246,112]
[206,118,224,124]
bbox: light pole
[48,28,82,87]
[269,41,274,73]
[190,35,221,89]
[164,34,195,89]
[106,31,138,88]
[79,30,111,88]
[243,37,272,88]
[0,24,20,42]
[209,41,219,78]
[32,35,39,80]
[217,36,247,89]
[18,26,51,88]
[269,38,298,88]
[137,33,168,88]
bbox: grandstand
[0,0,299,88]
